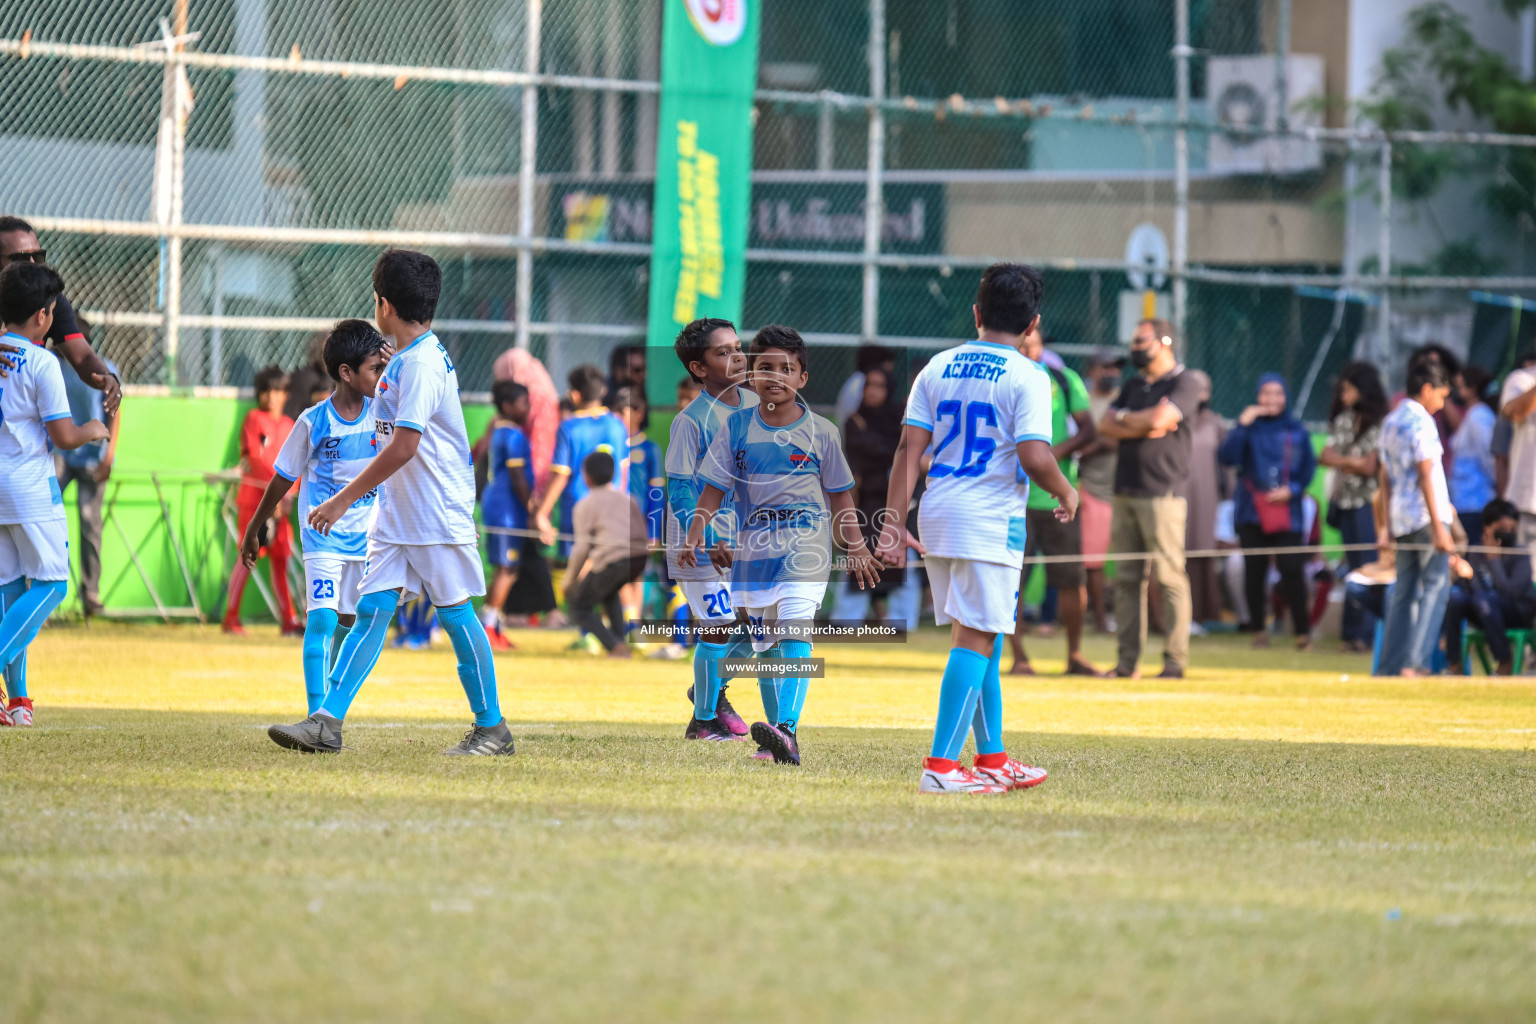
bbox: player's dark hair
[1406,358,1450,396]
[975,262,1043,335]
[582,450,615,486]
[1409,342,1461,379]
[253,363,289,397]
[1458,364,1494,406]
[568,363,607,404]
[558,396,576,415]
[609,342,645,376]
[1482,497,1518,527]
[0,215,35,236]
[492,379,528,415]
[612,385,646,412]
[323,318,387,380]
[674,317,736,382]
[1138,318,1177,348]
[372,249,441,324]
[856,344,895,374]
[1330,361,1389,435]
[0,261,63,325]
[750,323,808,373]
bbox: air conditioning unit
[1207,54,1325,176]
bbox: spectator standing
[606,343,649,430]
[564,452,649,658]
[1449,365,1496,541]
[835,345,897,426]
[834,367,903,623]
[54,355,120,616]
[284,333,329,420]
[1443,498,1532,675]
[1096,319,1200,679]
[1220,374,1318,649]
[224,365,299,635]
[1320,361,1388,652]
[1492,350,1536,499]
[491,347,561,492]
[1378,360,1456,677]
[1183,369,1226,631]
[1498,352,1536,559]
[1077,348,1124,632]
[1009,325,1103,676]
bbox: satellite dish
[1125,222,1169,291]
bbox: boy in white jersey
[682,325,880,765]
[0,262,108,727]
[240,320,388,715]
[877,262,1076,795]
[268,250,512,756]
[667,317,756,742]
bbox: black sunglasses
[2,250,45,265]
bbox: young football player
[877,262,1077,794]
[480,380,534,651]
[225,364,299,635]
[240,319,389,715]
[267,249,511,756]
[666,318,757,741]
[683,324,881,764]
[534,364,629,550]
[0,262,109,726]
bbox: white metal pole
[164,0,189,388]
[862,0,886,343]
[1172,0,1190,343]
[515,0,542,351]
[1377,138,1392,365]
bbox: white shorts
[304,555,367,615]
[926,556,1019,636]
[678,577,736,626]
[0,518,69,585]
[740,582,826,653]
[359,541,486,607]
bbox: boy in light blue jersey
[666,318,757,741]
[0,262,109,728]
[267,250,512,756]
[240,319,388,715]
[877,262,1076,795]
[534,364,629,551]
[683,325,881,765]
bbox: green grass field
[2,623,1534,1022]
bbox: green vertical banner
[645,0,761,408]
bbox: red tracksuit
[226,407,298,629]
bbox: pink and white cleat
[7,699,32,727]
[919,759,1007,795]
[972,757,1047,791]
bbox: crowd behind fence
[5,1,1536,420]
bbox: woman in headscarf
[491,347,561,492]
[1218,373,1318,649]
[830,367,905,621]
[1182,369,1227,631]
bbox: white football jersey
[904,339,1052,568]
[0,334,70,524]
[273,395,379,559]
[664,385,759,582]
[698,402,854,595]
[369,330,477,546]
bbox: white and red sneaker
[0,704,14,727]
[6,698,31,727]
[919,758,1007,795]
[972,757,1047,791]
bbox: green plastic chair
[1463,627,1533,675]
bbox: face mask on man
[1495,529,1518,547]
[1130,347,1154,369]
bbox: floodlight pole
[862,0,886,343]
[1172,0,1190,343]
[515,0,543,351]
[161,0,190,387]
[1377,138,1392,364]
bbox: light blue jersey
[0,333,70,524]
[665,385,759,581]
[273,395,379,558]
[698,401,854,595]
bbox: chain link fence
[3,0,1536,419]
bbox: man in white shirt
[1498,359,1536,564]
[1377,359,1456,677]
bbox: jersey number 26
[928,400,997,478]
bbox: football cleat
[0,705,14,728]
[443,719,515,756]
[972,758,1048,791]
[684,715,742,741]
[685,684,751,737]
[919,763,1007,795]
[268,714,343,754]
[751,745,774,761]
[749,721,801,765]
[6,698,32,727]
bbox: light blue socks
[971,634,1006,756]
[319,590,399,721]
[931,646,988,760]
[772,639,813,732]
[436,601,503,727]
[302,608,340,715]
[0,579,68,693]
[0,578,29,699]
[692,641,729,721]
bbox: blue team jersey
[664,385,759,581]
[272,395,379,558]
[699,401,854,593]
[0,333,71,524]
[552,407,629,510]
[482,422,533,531]
[627,433,664,541]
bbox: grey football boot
[443,719,515,756]
[268,714,343,753]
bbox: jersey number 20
[928,400,997,478]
